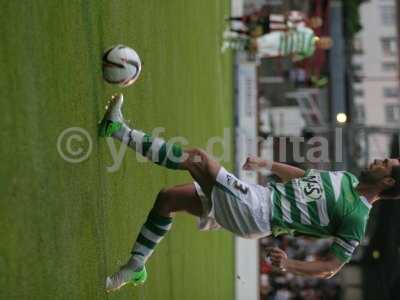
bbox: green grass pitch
[0,1,234,299]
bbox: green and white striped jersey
[268,169,371,262]
[278,26,316,59]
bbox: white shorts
[194,167,272,239]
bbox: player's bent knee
[183,148,217,172]
[185,148,208,163]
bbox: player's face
[360,158,400,185]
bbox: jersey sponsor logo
[299,175,324,202]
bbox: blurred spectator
[251,27,332,61]
[222,25,332,61]
[226,8,323,38]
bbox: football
[102,44,142,87]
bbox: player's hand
[266,247,288,272]
[242,157,270,171]
[242,156,261,171]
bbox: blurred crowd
[224,1,331,88]
[259,236,342,300]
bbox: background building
[352,0,399,163]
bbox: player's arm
[268,247,345,279]
[242,156,305,182]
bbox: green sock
[129,211,173,271]
[115,124,183,170]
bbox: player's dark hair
[379,164,400,199]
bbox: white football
[102,45,142,87]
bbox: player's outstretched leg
[101,94,222,292]
[99,94,222,182]
[105,184,204,293]
[99,93,183,170]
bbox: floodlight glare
[336,113,347,123]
